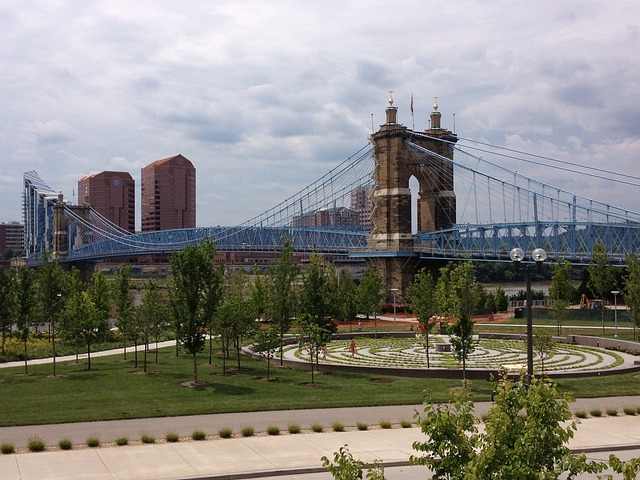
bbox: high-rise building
[23,170,60,257]
[141,154,196,231]
[0,221,24,254]
[78,171,135,232]
[350,186,374,231]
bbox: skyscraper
[141,154,196,231]
[78,171,135,232]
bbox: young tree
[61,290,102,370]
[587,242,616,335]
[549,259,574,335]
[34,257,67,376]
[252,325,280,380]
[532,329,555,375]
[0,268,16,357]
[216,269,258,370]
[269,239,298,365]
[88,270,111,341]
[334,268,358,331]
[437,262,479,385]
[112,264,136,362]
[15,267,36,374]
[136,281,165,372]
[169,240,224,384]
[406,268,437,367]
[356,267,384,335]
[624,253,640,340]
[299,253,336,334]
[298,319,332,384]
[411,376,616,479]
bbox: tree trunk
[87,339,91,370]
[193,352,198,383]
[23,339,28,374]
[134,340,138,368]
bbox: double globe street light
[510,247,548,379]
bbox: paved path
[3,342,640,478]
[2,404,640,480]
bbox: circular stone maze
[282,336,636,374]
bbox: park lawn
[0,347,488,427]
[2,346,640,427]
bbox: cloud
[0,0,639,229]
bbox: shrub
[606,408,618,417]
[356,422,369,431]
[379,420,392,429]
[332,422,345,432]
[311,423,323,433]
[575,410,588,419]
[165,432,180,443]
[192,430,206,441]
[400,419,413,428]
[267,426,280,436]
[27,437,46,452]
[58,438,73,450]
[86,437,100,448]
[241,426,254,437]
[590,409,602,417]
[141,433,155,444]
[1,443,15,454]
[288,423,301,434]
[115,437,129,446]
[624,407,637,416]
[218,427,233,439]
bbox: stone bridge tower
[367,95,457,297]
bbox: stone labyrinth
[282,337,635,373]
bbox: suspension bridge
[25,99,640,289]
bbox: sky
[2,1,639,229]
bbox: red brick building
[78,171,135,232]
[141,154,196,231]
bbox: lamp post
[612,290,619,337]
[510,247,547,379]
[391,288,399,333]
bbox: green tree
[334,268,358,331]
[34,257,67,376]
[0,268,16,357]
[587,243,616,335]
[493,286,509,312]
[112,264,136,362]
[61,290,103,370]
[252,325,280,380]
[437,262,479,385]
[169,240,224,384]
[217,269,258,370]
[136,281,165,372]
[411,376,612,479]
[356,267,384,335]
[299,253,336,334]
[298,319,332,384]
[406,268,437,367]
[549,259,574,335]
[88,270,111,341]
[269,239,298,365]
[15,267,36,374]
[624,253,640,340]
[532,328,555,375]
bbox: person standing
[350,338,356,358]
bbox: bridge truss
[30,131,640,265]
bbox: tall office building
[350,185,374,231]
[23,170,60,257]
[78,171,135,232]
[141,154,196,231]
[0,221,24,254]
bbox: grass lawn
[0,347,485,427]
[2,341,640,428]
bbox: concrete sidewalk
[2,399,640,480]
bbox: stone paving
[284,336,638,373]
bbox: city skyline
[2,2,639,227]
